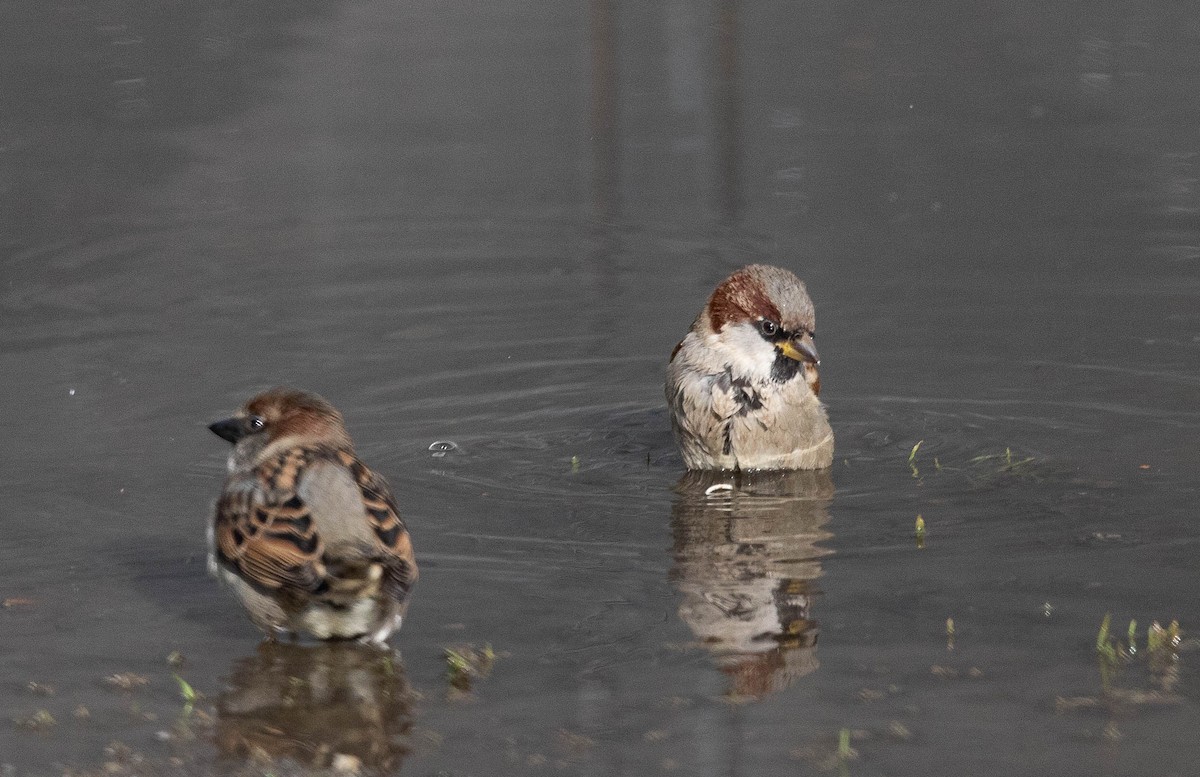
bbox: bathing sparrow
[208,388,417,643]
[666,265,833,470]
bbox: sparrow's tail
[317,556,387,605]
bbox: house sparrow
[666,264,834,470]
[207,388,417,643]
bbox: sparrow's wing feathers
[217,447,416,602]
[213,476,326,594]
[338,452,419,601]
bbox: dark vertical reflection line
[590,0,620,222]
[715,0,741,226]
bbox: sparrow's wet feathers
[208,388,417,643]
[667,265,834,471]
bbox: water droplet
[68,389,75,396]
[428,440,459,458]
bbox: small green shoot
[1146,620,1181,653]
[172,674,196,702]
[444,643,497,692]
[1095,614,1160,685]
[914,515,925,549]
[1096,613,1111,652]
[445,649,472,688]
[1096,613,1120,687]
[908,440,923,478]
[172,674,197,717]
[837,727,852,759]
[1148,621,1165,652]
[1147,620,1183,671]
[1096,613,1121,690]
[570,455,580,473]
[1086,614,1184,702]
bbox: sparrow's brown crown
[706,264,816,336]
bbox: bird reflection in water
[216,642,414,773]
[670,469,834,699]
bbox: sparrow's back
[297,459,381,551]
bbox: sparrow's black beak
[778,334,820,365]
[209,417,247,444]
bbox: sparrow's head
[209,388,351,454]
[697,265,822,388]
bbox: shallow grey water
[3,1,1199,775]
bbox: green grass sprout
[172,673,197,717]
[908,440,923,478]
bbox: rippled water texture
[2,1,1199,775]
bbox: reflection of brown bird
[667,265,833,470]
[670,469,834,699]
[208,388,417,643]
[216,642,413,772]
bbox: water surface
[2,1,1198,775]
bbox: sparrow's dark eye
[248,416,265,431]
[758,319,779,337]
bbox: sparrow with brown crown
[207,388,417,643]
[666,265,834,471]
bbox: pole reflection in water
[216,642,414,773]
[590,0,620,222]
[670,470,834,699]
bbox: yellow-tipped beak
[778,338,820,365]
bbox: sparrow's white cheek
[710,325,778,379]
